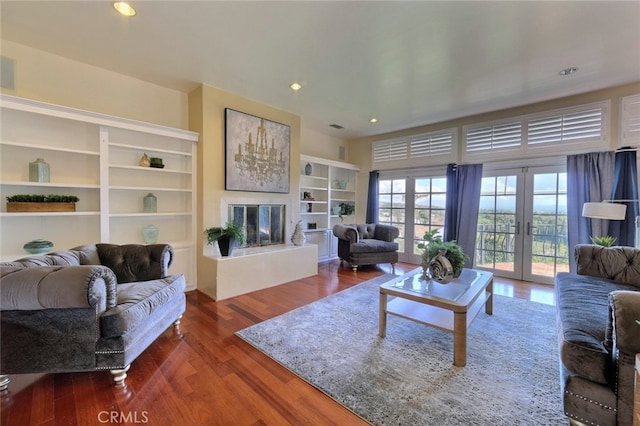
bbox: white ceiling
[1,1,639,139]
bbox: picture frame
[225,108,291,193]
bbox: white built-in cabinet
[299,154,359,261]
[0,95,199,289]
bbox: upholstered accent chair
[333,223,400,272]
[0,243,186,390]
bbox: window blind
[620,94,640,146]
[465,121,522,153]
[528,108,603,145]
[373,129,454,163]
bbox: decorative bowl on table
[23,239,54,254]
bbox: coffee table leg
[486,278,494,315]
[379,291,387,337]
[453,311,467,367]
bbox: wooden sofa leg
[0,375,9,391]
[391,263,396,273]
[173,315,183,327]
[110,365,130,384]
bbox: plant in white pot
[204,221,245,256]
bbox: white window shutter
[621,94,640,146]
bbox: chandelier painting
[225,108,290,193]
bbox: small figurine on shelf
[139,153,151,167]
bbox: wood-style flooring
[0,260,555,425]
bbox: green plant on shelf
[6,194,79,203]
[338,202,355,220]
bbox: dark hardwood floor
[0,260,554,425]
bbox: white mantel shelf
[200,244,318,301]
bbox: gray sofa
[555,244,640,425]
[333,223,400,272]
[0,243,186,389]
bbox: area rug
[236,274,565,425]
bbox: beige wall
[1,40,188,129]
[189,84,302,291]
[300,127,347,162]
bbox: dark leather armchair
[333,223,400,272]
[0,243,185,390]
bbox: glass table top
[382,268,489,302]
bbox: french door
[476,165,568,285]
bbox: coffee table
[379,267,493,367]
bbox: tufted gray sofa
[333,223,400,272]
[0,243,186,389]
[555,244,640,426]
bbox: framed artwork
[225,108,291,193]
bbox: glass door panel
[379,179,406,254]
[476,175,522,279]
[475,166,567,285]
[523,171,569,283]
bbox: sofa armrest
[0,265,117,312]
[333,224,359,243]
[373,224,400,242]
[609,290,640,355]
[96,243,174,283]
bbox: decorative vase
[29,158,50,183]
[332,205,342,215]
[304,163,312,176]
[423,249,454,284]
[142,224,159,244]
[23,239,54,254]
[291,220,306,246]
[217,236,235,256]
[143,192,157,213]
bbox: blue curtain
[443,163,483,268]
[608,149,639,247]
[566,151,616,271]
[366,170,379,224]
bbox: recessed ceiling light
[289,82,302,91]
[114,2,136,17]
[369,118,378,123]
[559,67,578,76]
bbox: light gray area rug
[236,274,565,425]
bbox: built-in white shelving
[299,154,359,261]
[0,94,199,289]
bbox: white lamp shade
[582,202,627,220]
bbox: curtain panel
[608,149,639,247]
[366,170,379,224]
[566,151,616,272]
[444,163,483,268]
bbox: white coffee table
[379,267,493,367]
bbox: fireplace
[229,203,286,247]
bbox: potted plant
[6,194,80,212]
[338,202,355,221]
[417,229,469,278]
[204,221,245,256]
[590,235,617,247]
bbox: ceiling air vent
[329,124,344,129]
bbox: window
[378,178,406,253]
[378,172,447,263]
